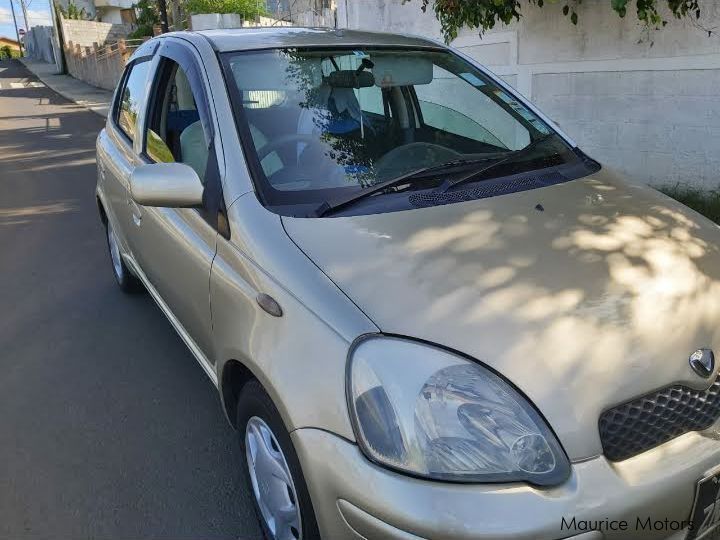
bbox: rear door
[125,39,223,367]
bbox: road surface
[0,59,261,539]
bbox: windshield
[222,47,582,215]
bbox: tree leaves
[411,0,703,43]
[612,0,629,15]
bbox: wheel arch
[96,194,108,225]
[220,358,258,428]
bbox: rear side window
[116,60,152,143]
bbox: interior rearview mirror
[130,162,203,208]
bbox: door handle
[128,198,143,226]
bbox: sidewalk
[19,57,112,118]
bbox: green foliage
[0,45,14,59]
[127,0,160,38]
[135,0,160,26]
[127,24,155,38]
[184,0,268,17]
[409,0,703,43]
[57,0,89,20]
[660,184,720,225]
[127,23,154,38]
[126,0,269,36]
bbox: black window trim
[144,40,216,150]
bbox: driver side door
[125,41,221,369]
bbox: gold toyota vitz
[96,27,720,540]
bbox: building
[0,36,21,51]
[94,0,136,25]
[266,0,332,22]
[54,0,135,25]
[334,0,720,189]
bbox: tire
[237,380,321,540]
[105,220,143,294]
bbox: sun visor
[231,53,322,90]
[373,55,433,87]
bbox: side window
[145,59,209,183]
[116,60,152,143]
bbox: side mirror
[130,163,203,208]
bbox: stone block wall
[60,18,133,49]
[63,39,134,91]
[337,0,720,189]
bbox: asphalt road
[0,60,261,539]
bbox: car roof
[194,27,444,53]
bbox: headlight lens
[348,337,570,486]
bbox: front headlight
[347,336,570,486]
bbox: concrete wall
[190,13,293,30]
[63,39,132,90]
[337,0,720,189]
[60,18,132,48]
[59,19,136,91]
[266,0,335,25]
[190,13,244,30]
[24,26,56,64]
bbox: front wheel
[237,381,321,540]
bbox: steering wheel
[256,133,326,161]
[258,132,349,189]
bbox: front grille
[599,377,720,461]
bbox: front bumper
[291,427,720,540]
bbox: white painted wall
[96,7,123,24]
[190,13,244,30]
[336,0,720,189]
[25,25,56,64]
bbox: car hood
[282,170,720,460]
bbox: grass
[659,184,720,225]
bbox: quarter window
[116,60,152,143]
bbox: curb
[18,58,111,119]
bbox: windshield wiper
[436,134,556,194]
[311,156,503,217]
